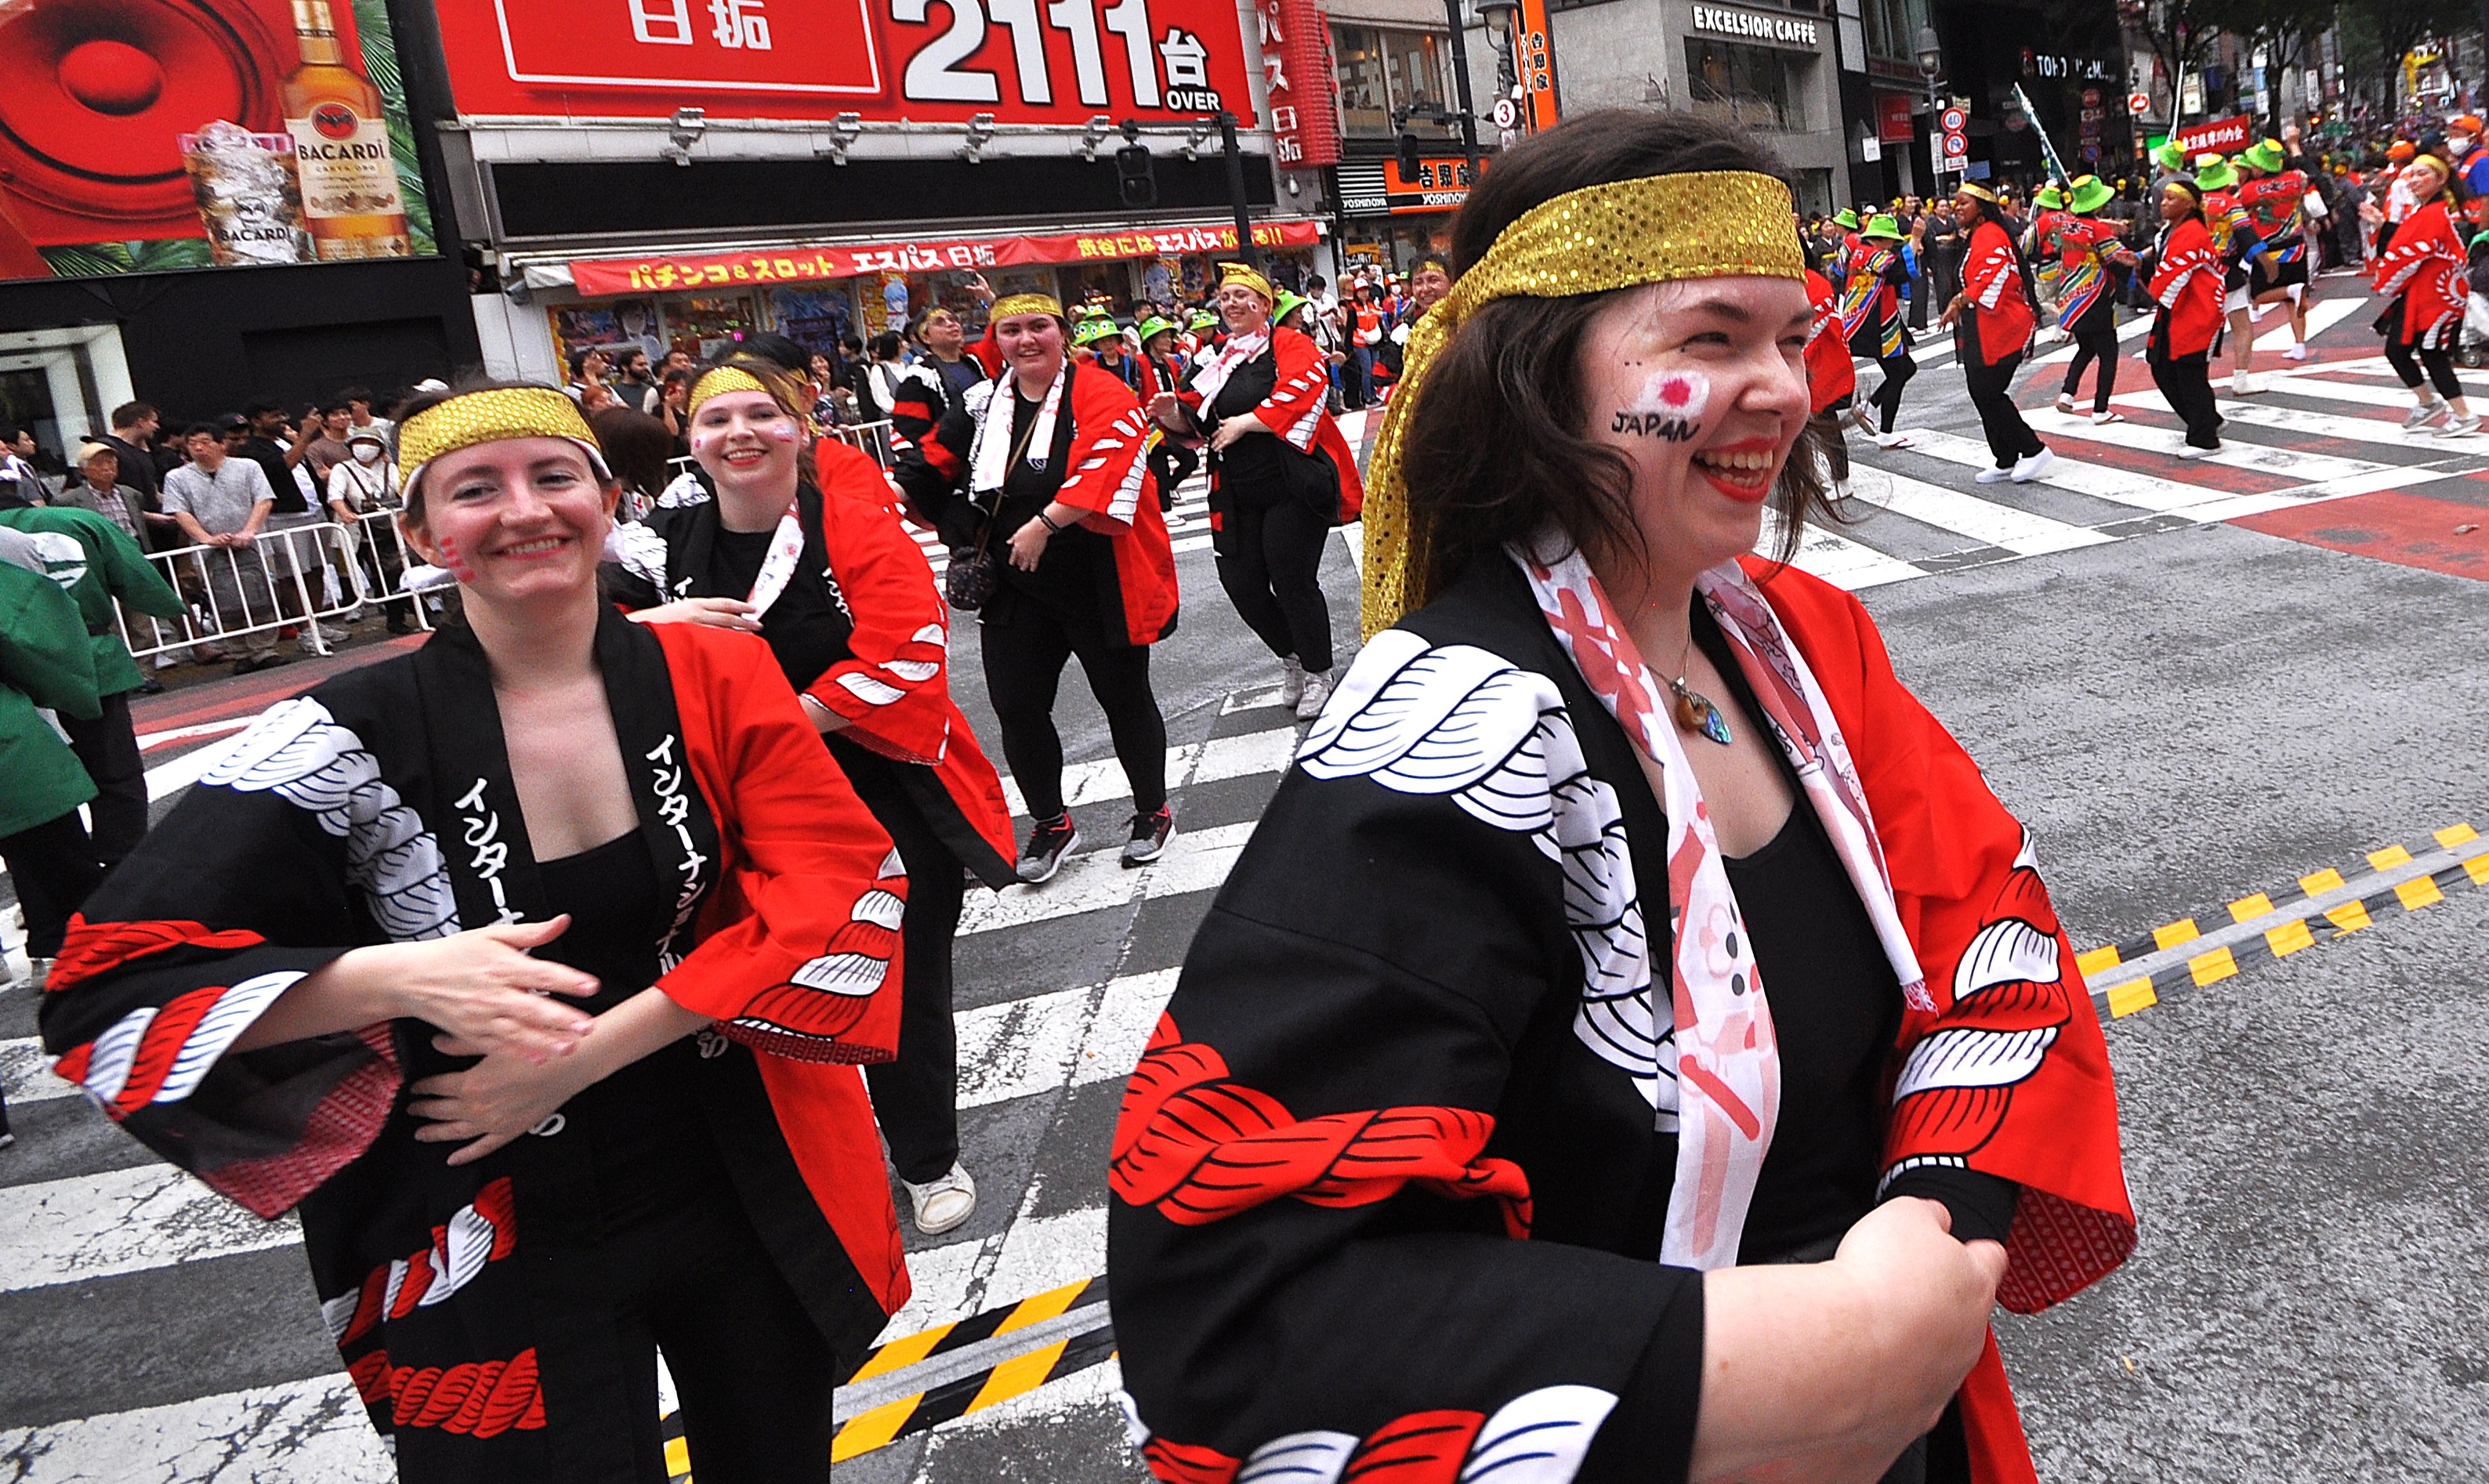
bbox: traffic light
[1397,130,1424,182]
[1116,143,1158,208]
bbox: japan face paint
[1612,367,1710,442]
[437,534,478,584]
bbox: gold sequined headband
[395,385,612,512]
[1216,262,1274,305]
[989,292,1065,323]
[1955,181,1999,204]
[688,364,771,418]
[1361,169,1802,636]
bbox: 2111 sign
[893,0,1211,109]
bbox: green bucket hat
[1861,212,1906,242]
[1273,290,1308,324]
[1187,309,1218,331]
[1071,315,1122,348]
[2034,185,2065,209]
[2193,154,2239,191]
[1833,208,1860,230]
[2153,139,2189,173]
[2068,175,2116,214]
[2241,137,2288,173]
[1136,314,1179,345]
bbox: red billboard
[1259,0,1340,167]
[432,0,1261,126]
[0,0,437,281]
[1876,92,1915,144]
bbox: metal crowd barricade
[119,510,433,664]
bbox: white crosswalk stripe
[1850,467,2118,556]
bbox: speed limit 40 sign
[1940,107,1967,132]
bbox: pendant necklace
[1668,627,1734,747]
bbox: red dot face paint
[438,534,478,584]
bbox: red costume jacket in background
[1109,553,2132,1484]
[1804,267,1858,411]
[1957,218,2036,366]
[38,615,911,1481]
[898,357,1181,647]
[611,437,1016,881]
[2375,197,2468,347]
[1176,323,1365,524]
[2149,215,2223,358]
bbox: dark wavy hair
[1398,110,1837,601]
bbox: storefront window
[1334,26,1392,136]
[661,295,761,359]
[1685,39,1806,131]
[768,287,854,360]
[1385,33,1453,130]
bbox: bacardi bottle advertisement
[0,0,436,281]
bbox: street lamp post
[1476,0,1521,113]
[1918,25,1945,195]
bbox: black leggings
[2060,303,2121,412]
[1962,352,2045,465]
[2385,333,2465,400]
[980,604,1167,821]
[0,809,100,957]
[847,764,970,1185]
[1869,353,1916,434]
[1213,487,1335,673]
[1148,440,1200,512]
[2147,338,2224,448]
[63,690,146,869]
[608,1182,847,1484]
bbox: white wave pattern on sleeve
[1225,1383,1618,1483]
[201,697,458,941]
[1298,632,1676,1124]
[1892,1026,2060,1100]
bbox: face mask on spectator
[353,443,384,463]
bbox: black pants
[852,776,969,1185]
[1962,353,2044,466]
[1808,409,1851,484]
[1148,440,1200,512]
[609,1182,847,1484]
[2147,338,2224,448]
[1214,487,1335,674]
[1870,353,1916,434]
[0,809,101,957]
[62,690,145,869]
[2385,330,2465,400]
[2061,303,2121,413]
[980,604,1167,821]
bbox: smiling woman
[41,379,919,1484]
[1109,111,2136,1484]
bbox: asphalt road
[7,278,2489,1480]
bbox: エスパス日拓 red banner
[568,219,1322,295]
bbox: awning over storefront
[553,219,1326,297]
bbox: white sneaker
[2091,411,2125,425]
[2053,393,2075,414]
[902,1163,978,1235]
[2282,342,2313,361]
[2226,372,2261,395]
[2009,447,2055,483]
[2176,442,2222,459]
[1278,655,1305,708]
[1974,465,2014,483]
[297,635,327,655]
[1295,668,1333,722]
[1873,431,1914,449]
[317,624,350,643]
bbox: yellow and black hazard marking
[844,1273,1108,1386]
[830,1310,1118,1461]
[661,1276,1116,1477]
[2079,821,2489,1023]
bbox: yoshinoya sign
[1688,5,1819,46]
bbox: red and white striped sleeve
[1055,365,1154,530]
[1250,326,1329,452]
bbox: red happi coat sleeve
[2374,200,2465,344]
[1804,268,1857,412]
[2148,218,2222,358]
[1248,325,1331,451]
[884,366,941,451]
[1054,363,1181,645]
[1961,220,2035,364]
[1746,558,2135,1484]
[801,440,1013,863]
[652,620,913,1312]
[647,622,908,1066]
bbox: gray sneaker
[2437,413,2483,436]
[2404,399,2448,430]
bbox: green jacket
[0,505,185,697]
[0,559,103,836]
